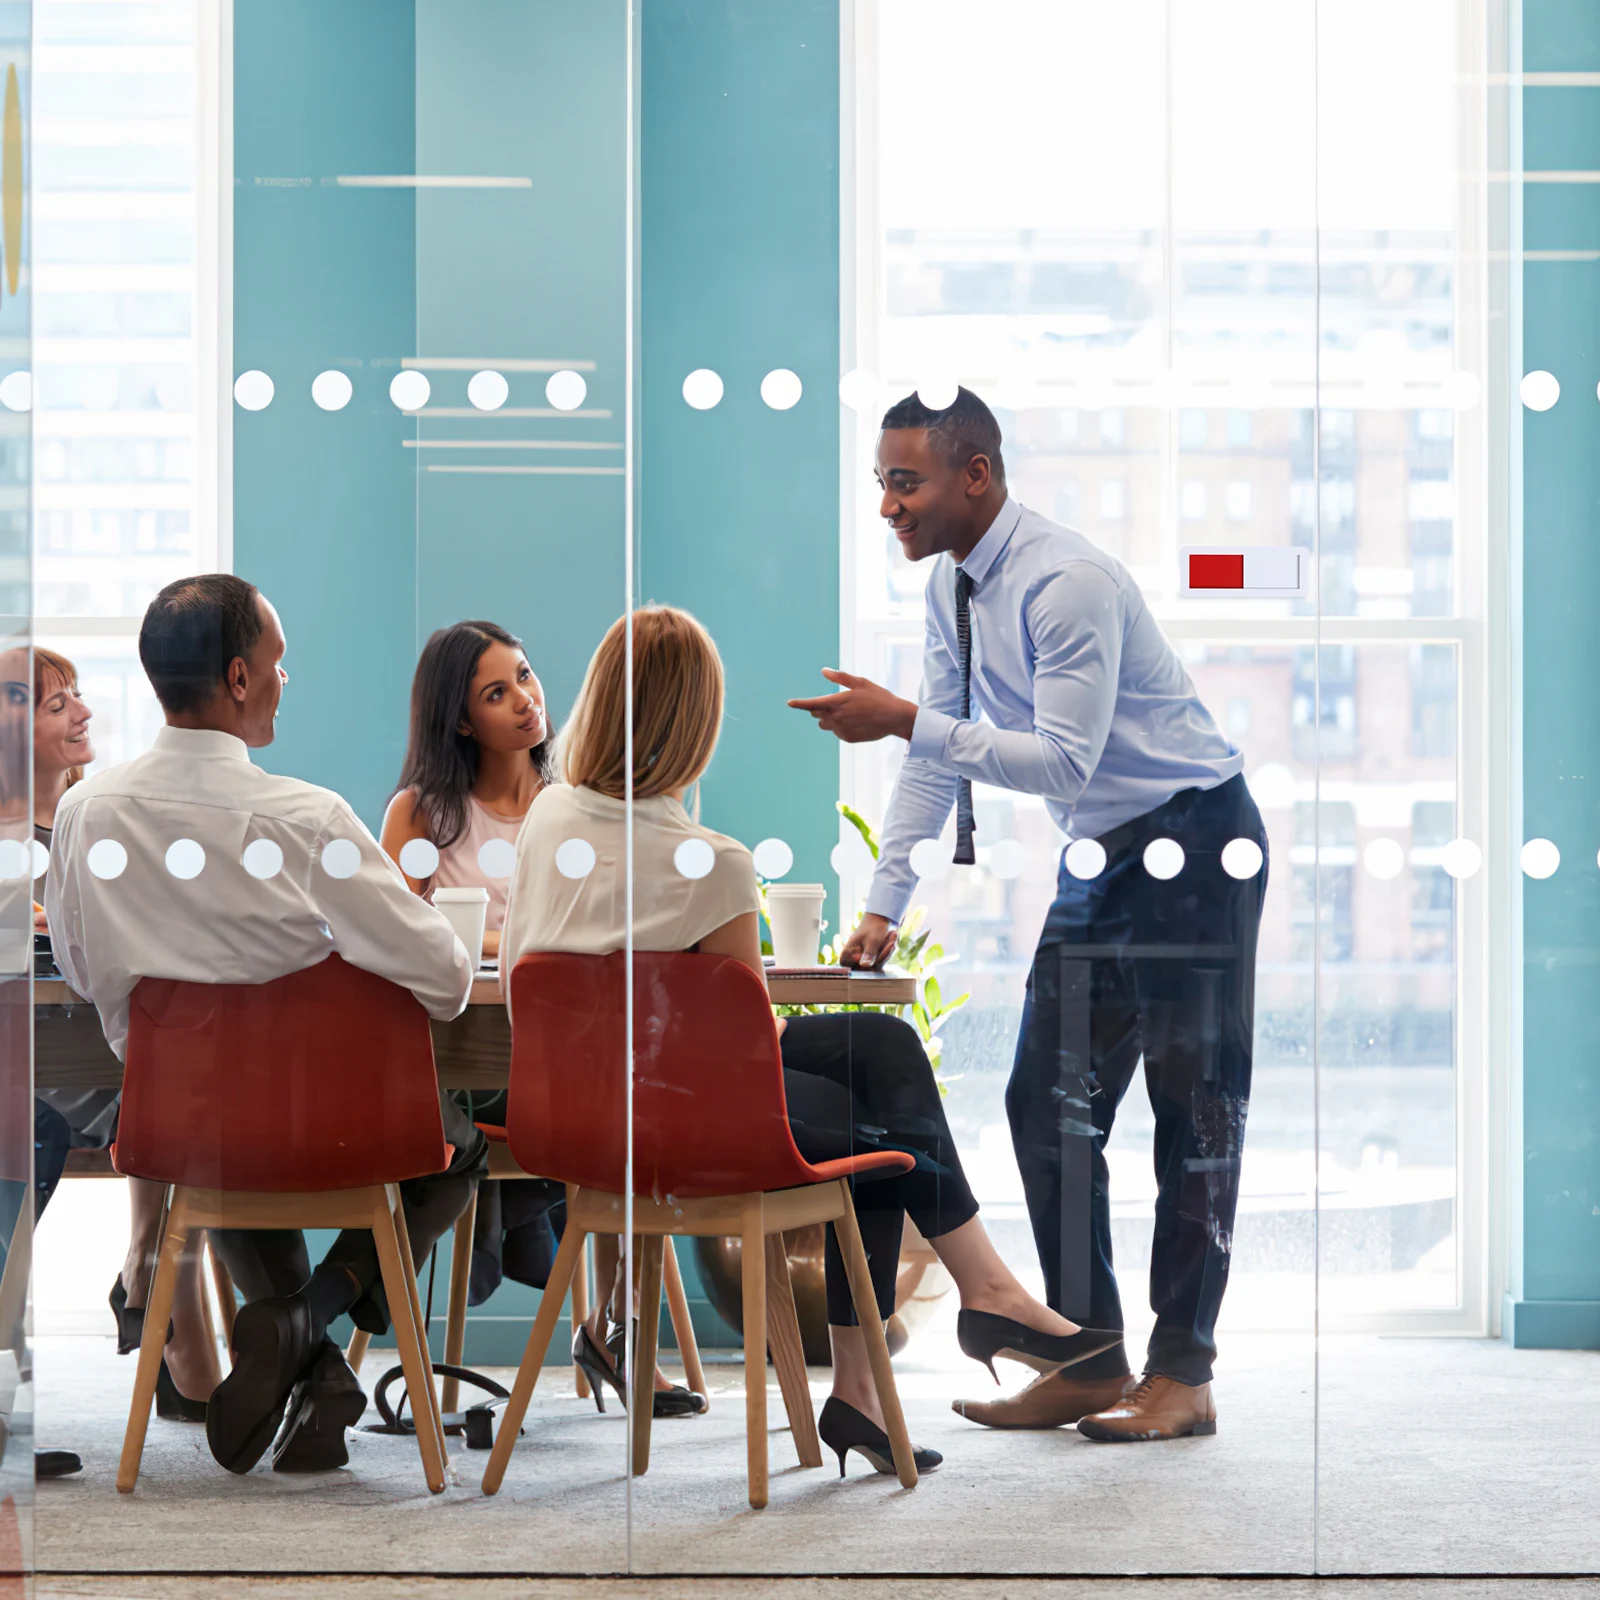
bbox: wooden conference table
[33,966,919,1095]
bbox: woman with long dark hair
[381,620,551,958]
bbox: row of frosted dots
[0,833,1578,887]
[1515,370,1600,413]
[226,367,873,417]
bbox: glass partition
[29,0,633,1576]
[0,0,28,1578]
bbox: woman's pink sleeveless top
[431,796,525,934]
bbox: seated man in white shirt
[46,574,486,1477]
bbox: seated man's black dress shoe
[207,1293,322,1474]
[271,1341,367,1473]
[35,1449,82,1478]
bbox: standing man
[790,389,1267,1441]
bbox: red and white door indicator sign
[1180,546,1309,599]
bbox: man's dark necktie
[953,567,976,865]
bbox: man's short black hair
[139,574,266,715]
[879,386,1006,486]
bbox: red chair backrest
[506,950,821,1199]
[116,953,448,1193]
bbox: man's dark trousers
[1007,773,1267,1386]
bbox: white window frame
[840,0,1511,1338]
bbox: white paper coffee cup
[765,882,826,968]
[434,886,490,969]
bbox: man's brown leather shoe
[952,1369,1136,1430]
[1076,1373,1216,1441]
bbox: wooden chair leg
[346,1326,372,1373]
[630,1236,665,1477]
[571,1224,591,1401]
[662,1237,707,1405]
[389,1184,449,1471]
[369,1186,446,1494]
[740,1195,769,1509]
[116,1187,184,1493]
[205,1234,236,1352]
[481,1218,587,1495]
[440,1190,477,1415]
[833,1182,917,1489]
[765,1233,822,1468]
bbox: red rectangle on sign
[1188,553,1244,589]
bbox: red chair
[480,951,920,1508]
[113,953,453,1493]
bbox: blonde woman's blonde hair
[561,605,724,800]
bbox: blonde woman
[502,607,1116,1475]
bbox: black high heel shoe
[155,1360,210,1424]
[956,1309,1123,1381]
[572,1323,625,1413]
[109,1276,172,1357]
[818,1396,941,1478]
[605,1321,709,1419]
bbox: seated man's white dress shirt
[46,724,472,1057]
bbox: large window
[844,0,1490,1328]
[32,0,216,768]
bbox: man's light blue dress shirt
[865,498,1244,923]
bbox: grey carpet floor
[25,1333,1599,1577]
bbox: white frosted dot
[233,370,274,411]
[989,839,1025,880]
[1221,837,1264,880]
[555,837,596,880]
[398,837,440,879]
[0,838,28,881]
[1520,370,1559,412]
[1364,838,1405,880]
[760,368,803,411]
[1440,838,1482,880]
[1065,838,1106,880]
[545,369,587,411]
[1521,838,1560,880]
[389,370,431,412]
[242,839,284,880]
[908,837,950,882]
[468,369,509,411]
[837,368,880,413]
[681,369,724,411]
[86,838,127,881]
[831,834,875,876]
[1143,838,1185,881]
[477,837,516,880]
[0,369,31,412]
[30,838,50,879]
[915,377,959,411]
[674,838,715,880]
[165,838,206,880]
[320,837,362,879]
[311,370,352,411]
[752,838,794,879]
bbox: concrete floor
[22,1332,1600,1580]
[30,1583,1600,1600]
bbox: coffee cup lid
[433,887,490,903]
[765,882,825,897]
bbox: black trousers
[210,1091,488,1337]
[1007,774,1267,1386]
[779,1010,979,1325]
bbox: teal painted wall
[640,0,841,920]
[1514,0,1600,1348]
[232,0,418,828]
[232,1,843,1355]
